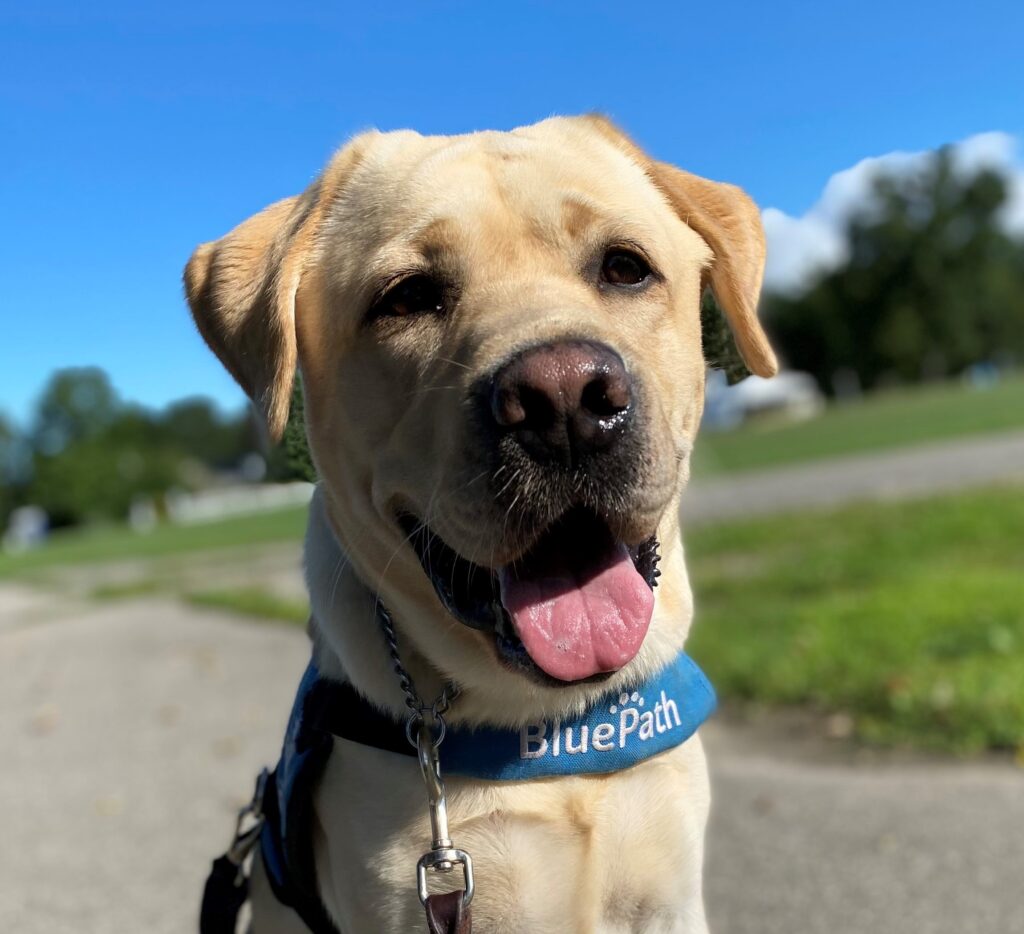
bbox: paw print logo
[610,691,644,714]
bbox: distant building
[165,481,314,525]
[702,369,825,431]
[3,505,48,553]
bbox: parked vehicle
[702,369,825,431]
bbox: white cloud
[762,131,1024,296]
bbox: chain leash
[376,602,474,912]
[378,602,461,727]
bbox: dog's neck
[303,484,694,727]
[303,487,404,708]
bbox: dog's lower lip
[397,509,661,684]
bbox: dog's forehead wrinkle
[330,123,674,247]
[560,194,604,239]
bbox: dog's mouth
[398,508,661,684]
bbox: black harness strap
[199,668,455,933]
[200,666,354,933]
[307,678,417,758]
[257,671,348,934]
[199,855,250,934]
[260,767,340,934]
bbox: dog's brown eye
[370,274,445,320]
[601,249,651,287]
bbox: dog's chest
[313,735,710,933]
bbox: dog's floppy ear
[582,115,778,378]
[184,196,307,440]
[183,137,370,440]
[645,162,777,377]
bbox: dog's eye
[370,274,445,320]
[600,249,651,287]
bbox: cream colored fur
[186,115,774,933]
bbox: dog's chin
[397,507,661,687]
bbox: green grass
[186,587,309,625]
[693,374,1024,475]
[89,579,164,600]
[686,484,1024,753]
[0,506,308,578]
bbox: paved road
[3,589,1022,934]
[701,718,1024,934]
[683,429,1024,524]
[0,591,310,934]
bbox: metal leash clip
[379,602,473,911]
[227,767,269,881]
[412,711,474,910]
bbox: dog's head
[185,116,774,712]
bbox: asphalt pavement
[683,429,1024,524]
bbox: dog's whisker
[494,466,522,503]
[374,469,445,613]
[435,355,472,371]
[326,549,352,614]
[403,383,463,399]
[447,468,490,497]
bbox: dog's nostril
[492,386,526,428]
[493,384,558,429]
[580,376,629,419]
[518,385,558,429]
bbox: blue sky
[3,0,1023,425]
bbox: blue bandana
[440,652,716,780]
[302,651,715,781]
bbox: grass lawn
[186,587,309,625]
[686,483,1024,753]
[693,373,1024,476]
[0,506,308,578]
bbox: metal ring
[417,849,475,908]
[416,734,443,802]
[429,711,447,747]
[405,711,424,749]
[405,708,447,750]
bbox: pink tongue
[497,544,655,682]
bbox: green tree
[29,433,180,528]
[0,414,18,526]
[766,152,1024,393]
[161,398,258,469]
[26,370,182,527]
[21,369,276,527]
[32,367,119,455]
[701,289,750,384]
[0,415,12,480]
[279,380,317,483]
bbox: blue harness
[254,652,715,932]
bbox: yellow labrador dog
[186,115,775,934]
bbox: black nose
[489,340,634,467]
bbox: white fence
[163,482,315,525]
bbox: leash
[378,602,475,933]
[199,769,268,934]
